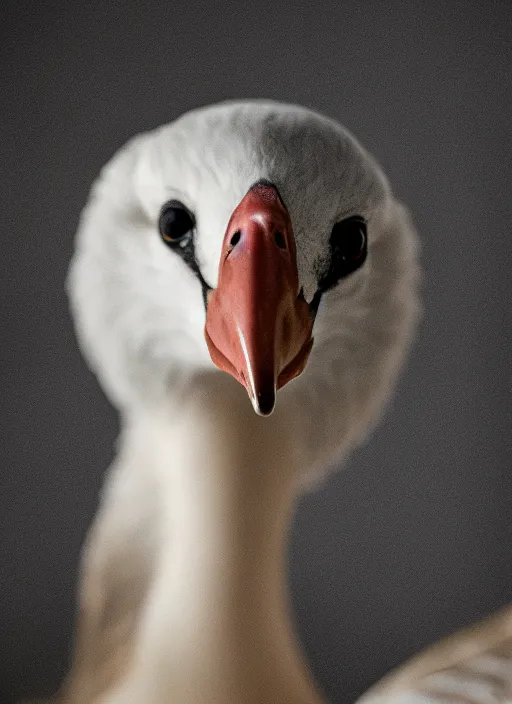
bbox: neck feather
[125,373,325,704]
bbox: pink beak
[204,183,314,415]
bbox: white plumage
[35,100,510,704]
[67,100,419,474]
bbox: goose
[32,99,512,704]
[49,99,425,704]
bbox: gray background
[1,1,511,703]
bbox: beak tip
[249,387,276,417]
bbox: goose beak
[204,183,314,416]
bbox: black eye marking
[158,199,211,306]
[309,216,368,318]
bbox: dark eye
[332,216,367,261]
[158,200,195,246]
[318,216,367,292]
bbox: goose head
[68,100,420,476]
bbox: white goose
[39,100,509,704]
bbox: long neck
[129,373,325,704]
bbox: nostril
[230,230,241,247]
[274,231,286,249]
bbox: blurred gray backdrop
[1,1,511,703]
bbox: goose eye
[331,216,367,261]
[318,216,368,292]
[158,200,195,245]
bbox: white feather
[67,100,420,478]
[56,100,424,704]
